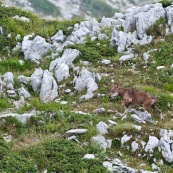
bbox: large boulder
[31,68,43,92]
[166,5,173,33]
[158,129,173,163]
[39,70,58,103]
[110,28,152,53]
[3,72,14,84]
[22,35,52,64]
[135,3,165,39]
[124,3,165,38]
[51,30,66,43]
[74,67,100,100]
[49,49,80,82]
[64,19,100,45]
[91,135,112,152]
[145,136,159,152]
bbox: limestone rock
[96,121,109,135]
[91,135,112,151]
[158,129,173,163]
[39,70,58,103]
[51,30,66,43]
[17,87,30,99]
[22,35,52,64]
[3,72,14,84]
[145,136,159,152]
[31,68,43,92]
[74,67,99,100]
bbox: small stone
[83,154,96,159]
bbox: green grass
[66,38,117,63]
[1,3,173,173]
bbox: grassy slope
[0,4,173,173]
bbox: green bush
[67,39,117,63]
[159,0,173,7]
[0,137,37,173]
[25,139,108,173]
[0,116,27,136]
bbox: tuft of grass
[146,17,167,38]
[66,38,117,63]
[19,138,108,173]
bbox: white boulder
[96,121,109,135]
[39,70,58,103]
[18,87,30,99]
[158,129,173,163]
[145,136,159,152]
[22,35,52,64]
[51,30,66,43]
[74,67,99,100]
[31,68,43,92]
[3,72,14,84]
[91,135,112,151]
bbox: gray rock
[39,70,58,103]
[98,33,107,40]
[18,87,31,99]
[158,129,173,163]
[166,5,173,33]
[119,53,135,61]
[0,26,3,34]
[64,19,100,45]
[49,49,80,71]
[22,35,52,64]
[131,141,139,152]
[66,129,88,135]
[83,154,96,159]
[135,3,165,39]
[91,135,111,151]
[3,72,14,84]
[7,90,17,98]
[130,109,153,123]
[101,59,111,65]
[103,158,137,173]
[100,17,118,28]
[51,30,66,43]
[145,136,159,152]
[93,107,105,114]
[55,63,70,82]
[121,134,132,145]
[13,96,25,109]
[96,121,109,135]
[6,83,14,90]
[110,28,152,53]
[18,75,31,85]
[114,13,125,19]
[143,52,150,61]
[131,114,146,124]
[74,67,99,100]
[13,15,30,22]
[31,68,43,92]
[124,3,165,39]
[0,111,36,124]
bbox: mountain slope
[0,2,173,173]
[1,0,155,19]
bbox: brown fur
[109,84,163,120]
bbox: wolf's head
[109,84,120,99]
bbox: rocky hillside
[0,1,173,173]
[1,0,155,19]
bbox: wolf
[109,84,163,120]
